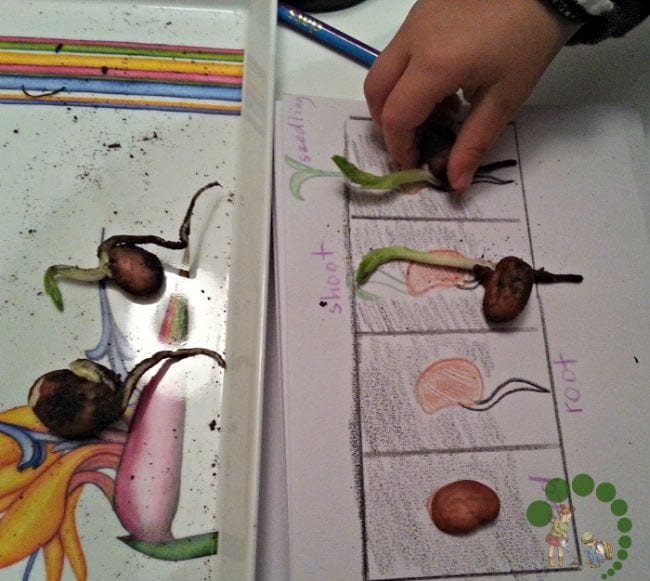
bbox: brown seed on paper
[427,480,500,534]
[475,256,534,323]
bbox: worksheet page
[273,95,649,580]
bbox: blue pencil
[278,3,379,68]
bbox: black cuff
[540,0,649,44]
[540,0,591,23]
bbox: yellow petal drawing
[43,534,64,581]
[0,406,47,465]
[0,406,46,430]
[0,451,61,497]
[0,489,22,512]
[60,486,88,580]
[0,443,120,568]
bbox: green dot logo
[526,473,632,576]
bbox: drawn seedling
[284,155,343,201]
[356,247,583,323]
[28,347,225,439]
[415,358,550,414]
[43,180,221,311]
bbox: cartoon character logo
[544,503,575,568]
[527,473,633,578]
[581,531,613,569]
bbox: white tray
[0,1,275,579]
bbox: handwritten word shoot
[312,241,343,315]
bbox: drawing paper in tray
[273,94,649,580]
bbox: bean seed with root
[356,246,583,323]
[43,181,221,311]
[28,347,226,439]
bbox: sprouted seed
[356,246,583,323]
[356,246,494,286]
[333,96,515,192]
[332,155,437,190]
[43,180,221,311]
[332,155,516,192]
[28,347,225,439]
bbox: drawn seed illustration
[415,358,551,414]
[427,480,500,534]
[406,250,472,296]
[415,358,483,414]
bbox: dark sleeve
[541,0,649,44]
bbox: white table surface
[257,3,649,579]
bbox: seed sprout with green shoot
[332,155,439,190]
[332,155,517,192]
[355,246,494,286]
[28,347,226,439]
[356,246,583,323]
[332,97,515,193]
[44,181,221,311]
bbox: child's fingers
[363,43,410,128]
[379,60,459,169]
[447,86,521,192]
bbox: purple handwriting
[529,475,551,495]
[287,96,315,163]
[312,241,343,315]
[553,355,583,413]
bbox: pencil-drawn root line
[416,358,550,414]
[460,381,550,412]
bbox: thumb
[447,89,520,193]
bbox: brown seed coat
[427,479,500,534]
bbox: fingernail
[455,171,472,193]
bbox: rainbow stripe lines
[0,36,244,115]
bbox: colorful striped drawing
[0,35,244,115]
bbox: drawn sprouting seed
[285,155,342,201]
[405,249,481,295]
[415,358,550,414]
[346,271,381,301]
[351,249,482,301]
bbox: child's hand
[364,0,580,192]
